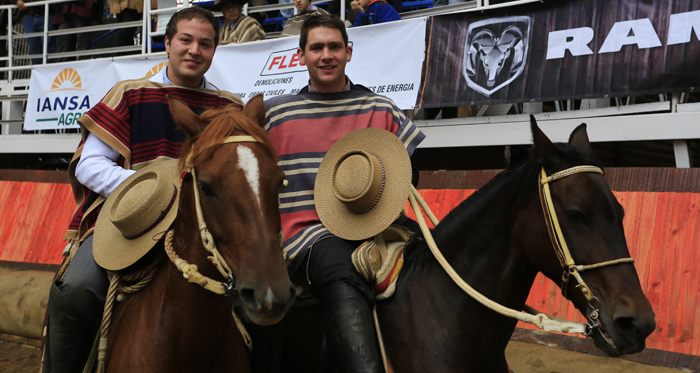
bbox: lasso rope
[407,186,589,333]
[95,255,163,373]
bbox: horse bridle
[538,165,635,346]
[408,164,636,348]
[163,135,260,296]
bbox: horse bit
[408,165,635,350]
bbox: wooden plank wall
[1,168,698,358]
[0,180,74,265]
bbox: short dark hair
[165,7,220,47]
[299,14,348,51]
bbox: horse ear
[568,123,594,157]
[167,95,207,139]
[243,94,266,128]
[530,115,557,160]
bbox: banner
[208,17,426,108]
[25,60,115,130]
[417,0,700,107]
[25,17,426,130]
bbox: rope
[575,258,635,272]
[408,186,588,334]
[55,240,79,282]
[95,256,163,373]
[163,230,253,351]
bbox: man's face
[164,18,216,88]
[298,27,352,93]
[293,0,310,13]
[222,2,243,23]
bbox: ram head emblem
[463,16,531,97]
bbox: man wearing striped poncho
[264,14,424,373]
[212,0,267,45]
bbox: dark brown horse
[104,95,296,372]
[280,118,655,372]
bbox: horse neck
[403,166,541,308]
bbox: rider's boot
[46,282,99,373]
[323,283,383,373]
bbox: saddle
[290,224,414,307]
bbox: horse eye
[566,210,585,224]
[198,181,216,198]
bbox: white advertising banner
[25,60,115,130]
[209,17,427,108]
[25,17,427,130]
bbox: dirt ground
[0,339,684,373]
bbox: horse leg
[46,235,108,372]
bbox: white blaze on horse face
[237,146,261,208]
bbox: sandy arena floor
[0,339,684,373]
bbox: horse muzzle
[593,302,656,356]
[237,281,297,325]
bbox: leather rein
[408,165,634,350]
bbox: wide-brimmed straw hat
[211,0,248,11]
[315,128,412,241]
[93,159,181,271]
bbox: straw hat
[93,159,181,271]
[315,128,411,241]
[211,0,249,11]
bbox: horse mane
[178,104,277,171]
[402,141,600,267]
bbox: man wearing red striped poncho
[46,8,241,373]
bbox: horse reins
[408,165,635,347]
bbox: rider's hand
[16,0,28,11]
[348,0,364,23]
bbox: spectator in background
[109,0,156,50]
[346,0,400,27]
[212,0,266,45]
[327,0,401,19]
[52,0,102,60]
[14,0,56,64]
[279,0,328,37]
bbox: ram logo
[463,16,530,97]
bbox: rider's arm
[75,133,136,198]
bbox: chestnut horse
[280,118,655,372]
[103,95,296,372]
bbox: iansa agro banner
[25,60,115,130]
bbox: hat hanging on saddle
[93,159,181,271]
[211,0,249,11]
[315,128,412,241]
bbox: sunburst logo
[146,62,169,77]
[50,68,85,91]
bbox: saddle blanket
[351,225,413,300]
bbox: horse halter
[538,165,635,345]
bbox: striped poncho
[264,82,425,273]
[65,74,241,241]
[219,15,267,45]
